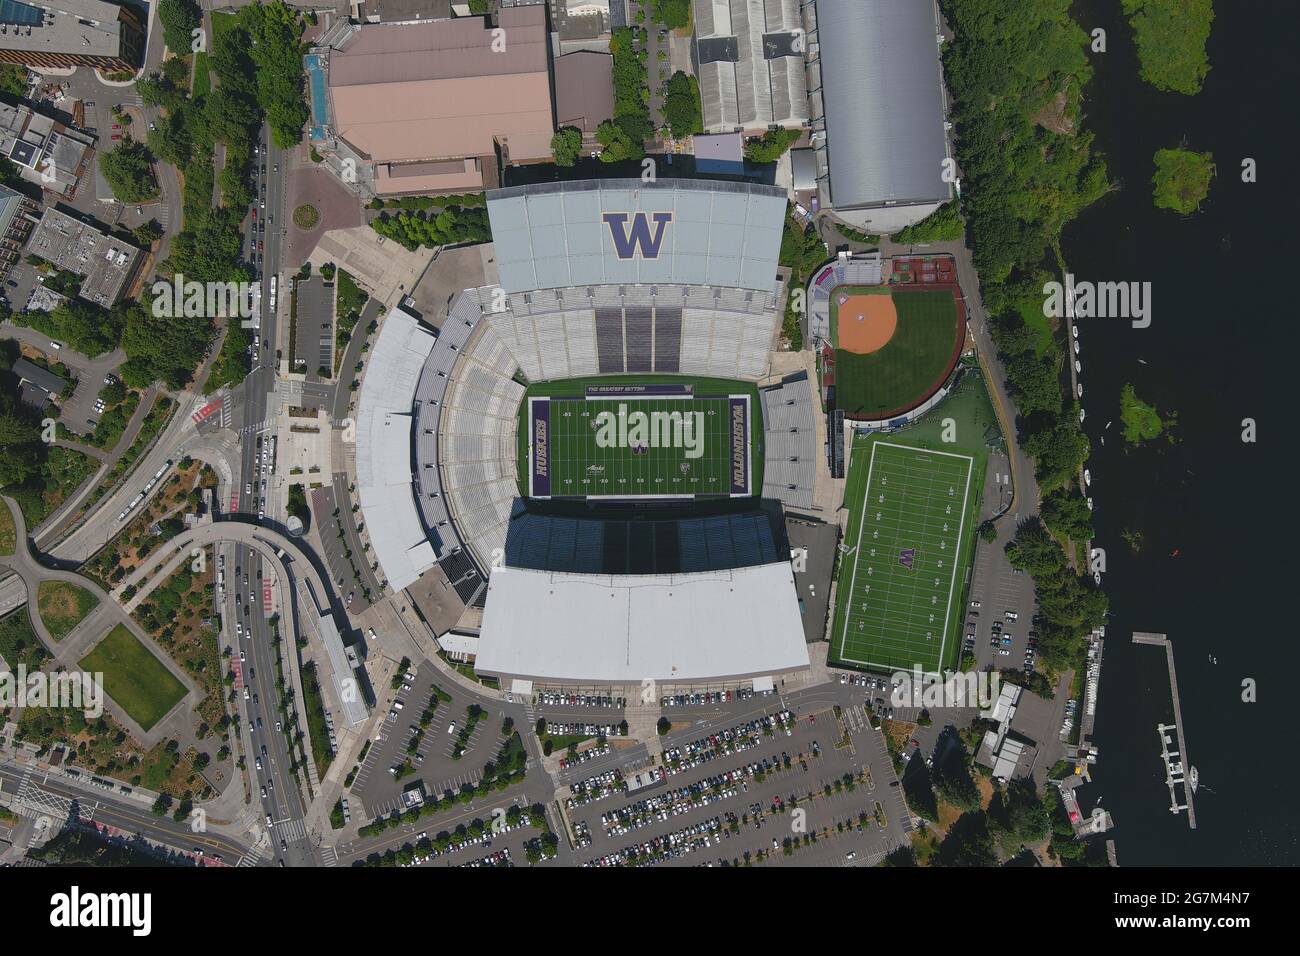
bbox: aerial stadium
[355,179,820,691]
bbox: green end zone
[833,441,976,673]
[528,383,751,500]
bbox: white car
[447,721,456,735]
[239,650,246,661]
[244,687,250,699]
[255,757,262,771]
[998,649,1010,656]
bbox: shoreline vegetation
[940,0,1108,678]
[1120,0,1215,95]
[1152,148,1214,214]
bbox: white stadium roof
[475,562,810,684]
[355,305,439,592]
[487,179,787,295]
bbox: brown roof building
[325,6,556,195]
[554,51,614,133]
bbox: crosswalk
[236,845,265,867]
[320,845,338,867]
[276,817,307,842]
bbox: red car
[111,124,121,130]
[251,209,257,221]
[257,240,264,252]
[111,134,121,141]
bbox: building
[554,50,614,133]
[693,131,744,176]
[804,0,953,232]
[11,356,64,408]
[310,5,555,197]
[0,182,37,277]
[0,100,94,198]
[354,177,811,689]
[0,0,145,72]
[357,0,456,23]
[25,206,141,305]
[553,0,622,53]
[692,0,808,134]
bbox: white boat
[1072,324,1079,338]
[1189,766,1199,793]
[1075,360,1082,373]
[1086,497,1094,511]
[1077,383,1084,398]
[1083,469,1091,486]
[1078,407,1086,423]
[1073,340,1080,354]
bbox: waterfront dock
[1133,632,1197,829]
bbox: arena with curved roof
[355,178,815,688]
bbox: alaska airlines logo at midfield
[602,211,672,259]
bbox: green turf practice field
[79,624,186,732]
[833,289,963,418]
[833,441,975,672]
[528,389,750,499]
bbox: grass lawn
[191,51,211,98]
[833,289,963,418]
[79,624,186,732]
[516,374,763,496]
[0,503,14,555]
[830,370,999,674]
[37,581,99,641]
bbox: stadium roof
[355,305,438,592]
[815,0,951,210]
[475,562,809,684]
[327,6,554,164]
[487,179,787,294]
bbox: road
[232,125,288,525]
[220,540,316,866]
[0,759,255,865]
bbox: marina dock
[1133,632,1197,829]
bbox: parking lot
[565,691,910,867]
[309,485,373,615]
[293,275,334,379]
[350,665,513,820]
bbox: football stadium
[355,179,818,691]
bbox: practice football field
[834,440,975,672]
[528,392,751,499]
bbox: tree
[551,126,583,167]
[1040,486,1093,541]
[99,138,160,203]
[978,521,998,543]
[743,128,801,164]
[158,0,202,55]
[892,200,966,243]
[661,71,702,139]
[132,219,165,247]
[935,811,999,866]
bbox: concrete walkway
[0,497,202,751]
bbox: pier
[1132,632,1197,829]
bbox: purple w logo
[602,211,672,259]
